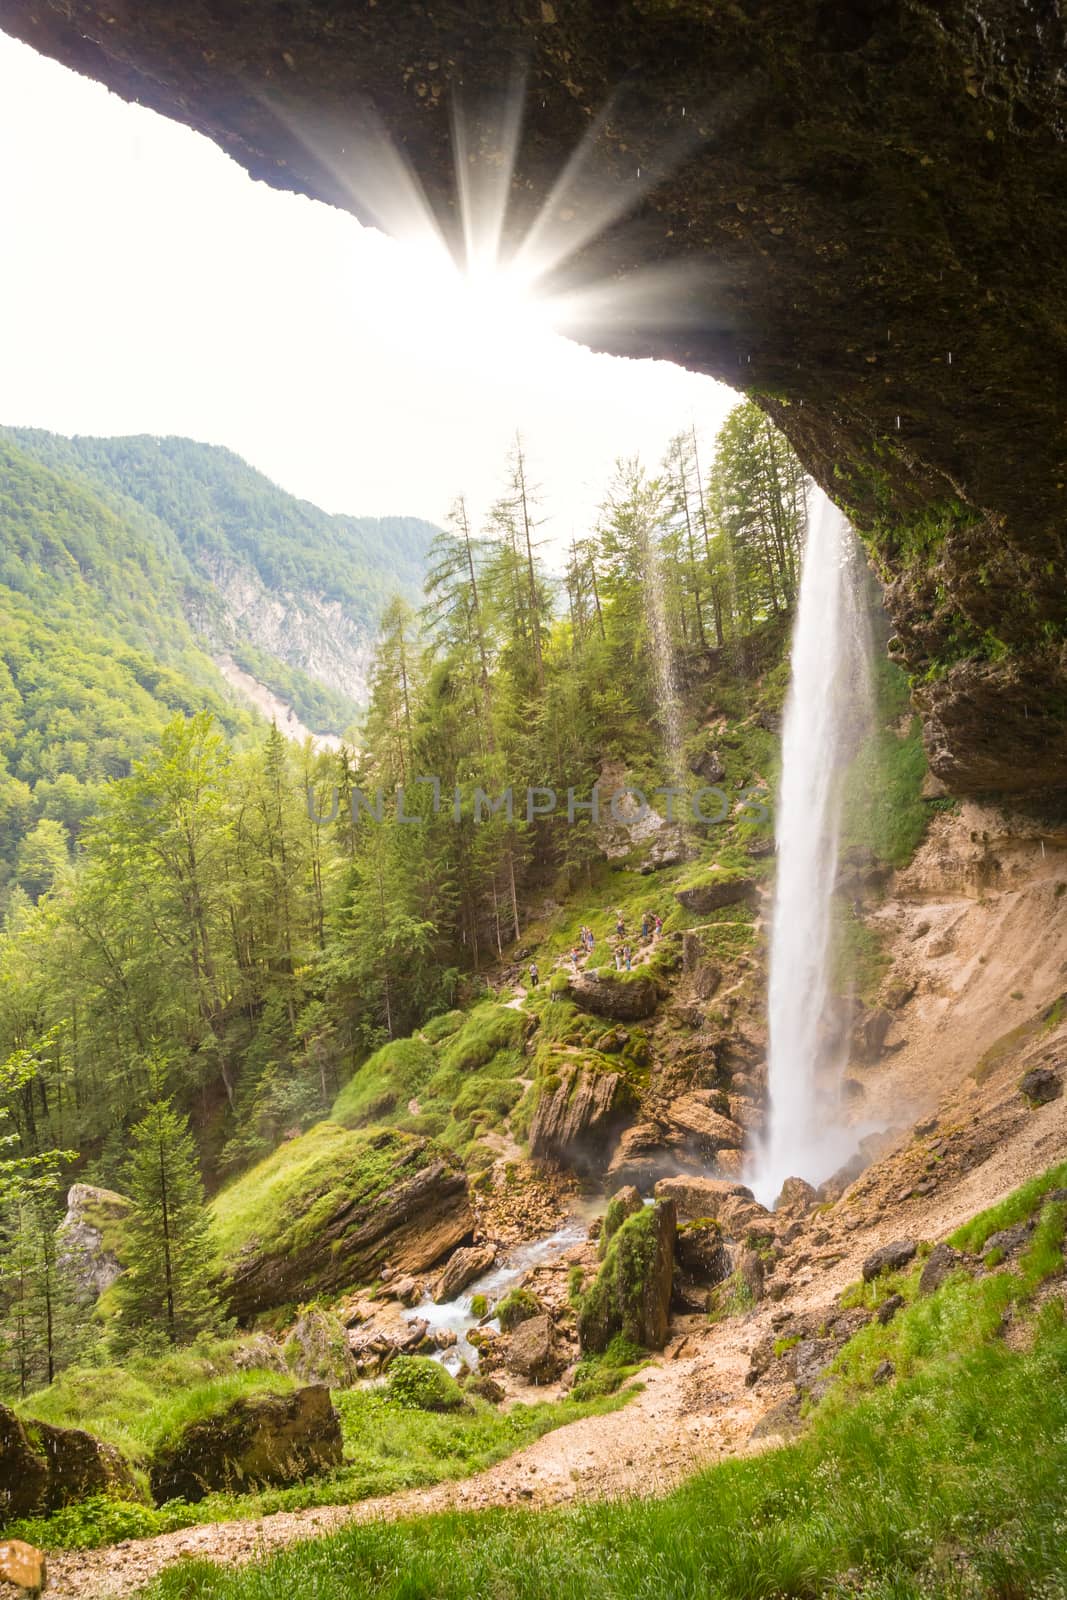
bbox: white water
[751,486,873,1207]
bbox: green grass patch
[331,1038,435,1127]
[948,1160,1067,1253]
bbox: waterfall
[751,485,873,1207]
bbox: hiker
[615,913,626,939]
[529,960,539,988]
[624,945,632,971]
[640,912,650,941]
[654,914,663,938]
[615,947,625,971]
[570,945,582,971]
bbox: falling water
[751,486,874,1207]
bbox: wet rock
[149,1385,342,1505]
[0,1539,45,1594]
[674,875,757,916]
[391,1275,423,1307]
[918,1242,962,1296]
[676,1219,730,1286]
[433,1328,458,1350]
[566,971,660,1021]
[578,1199,676,1353]
[529,1065,634,1170]
[1019,1066,1062,1106]
[433,1243,496,1304]
[504,1314,565,1384]
[55,1183,132,1304]
[735,1247,766,1305]
[0,1403,140,1520]
[774,1177,818,1214]
[604,1121,675,1189]
[862,1240,917,1282]
[853,1007,894,1062]
[665,1092,745,1150]
[653,1175,754,1222]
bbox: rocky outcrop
[674,875,757,916]
[55,1183,132,1304]
[0,1404,140,1520]
[665,1092,745,1153]
[433,1243,496,1304]
[284,1307,357,1388]
[578,1199,676,1354]
[504,1314,565,1384]
[565,972,659,1022]
[774,1177,818,1215]
[529,1065,634,1170]
[8,2,1067,791]
[676,1220,730,1287]
[918,1242,963,1296]
[220,1127,475,1321]
[654,1176,755,1223]
[148,1385,342,1505]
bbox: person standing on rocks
[529,960,539,988]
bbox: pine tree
[113,1096,221,1350]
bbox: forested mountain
[0,428,440,901]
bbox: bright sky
[0,33,737,544]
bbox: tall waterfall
[751,486,873,1207]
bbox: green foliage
[948,1160,1067,1253]
[112,1097,222,1352]
[569,1334,647,1402]
[579,1205,660,1352]
[494,1288,541,1333]
[833,911,891,1005]
[385,1356,465,1413]
[331,1039,436,1127]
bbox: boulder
[983,1221,1034,1260]
[284,1307,357,1387]
[605,1122,678,1189]
[674,874,757,916]
[433,1243,496,1304]
[792,1336,836,1394]
[504,1313,565,1383]
[578,1199,676,1353]
[749,1394,802,1441]
[875,1293,905,1326]
[713,1149,748,1181]
[654,1175,755,1223]
[55,1183,132,1304]
[873,1359,895,1385]
[0,1540,45,1594]
[861,1240,918,1282]
[148,1385,342,1505]
[0,1404,139,1520]
[917,1242,962,1296]
[600,1185,645,1253]
[853,1008,894,1063]
[529,1065,634,1169]
[676,1219,731,1286]
[665,1093,745,1151]
[1020,1066,1063,1106]
[688,745,726,785]
[735,1247,766,1304]
[565,971,659,1021]
[774,1177,818,1214]
[221,1127,475,1321]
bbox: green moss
[579,1205,662,1353]
[330,1039,435,1127]
[494,1288,541,1333]
[437,1005,528,1074]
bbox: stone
[55,1183,132,1304]
[565,971,659,1021]
[528,1064,634,1169]
[792,1337,836,1393]
[223,1129,475,1321]
[465,1373,504,1403]
[983,1221,1034,1260]
[676,1220,730,1286]
[872,1359,895,1385]
[853,1008,894,1062]
[392,1275,423,1307]
[735,1247,766,1305]
[862,1240,917,1282]
[433,1328,458,1350]
[1019,1067,1063,1106]
[504,1314,565,1384]
[0,1540,45,1594]
[0,1404,140,1521]
[749,1394,802,1441]
[605,1122,675,1189]
[149,1385,342,1505]
[653,1175,754,1222]
[284,1306,358,1388]
[774,1177,818,1214]
[674,875,757,916]
[578,1199,676,1353]
[918,1242,962,1296]
[713,1148,747,1181]
[876,1293,905,1326]
[665,1092,745,1150]
[433,1243,496,1303]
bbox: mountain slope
[2,429,441,724]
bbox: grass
[136,1293,1067,1600]
[948,1160,1067,1253]
[5,1384,635,1554]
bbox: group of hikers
[527,908,664,990]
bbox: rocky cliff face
[3,1,1064,792]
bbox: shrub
[385,1357,465,1413]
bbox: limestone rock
[853,1007,894,1063]
[55,1183,132,1304]
[862,1240,917,1282]
[0,1403,139,1520]
[688,745,726,785]
[876,1293,906,1326]
[676,1220,730,1286]
[578,1199,676,1353]
[1020,1066,1062,1106]
[433,1242,496,1303]
[774,1177,818,1214]
[653,1175,754,1223]
[917,1242,962,1296]
[605,1122,677,1189]
[284,1307,357,1387]
[529,1065,633,1169]
[674,875,756,916]
[665,1092,744,1151]
[565,971,659,1021]
[0,1540,45,1594]
[504,1313,565,1383]
[735,1247,766,1304]
[148,1385,342,1505]
[749,1394,802,1441]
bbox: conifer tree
[113,1095,221,1350]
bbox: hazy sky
[0,33,737,544]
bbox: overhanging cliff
[2,0,1064,791]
